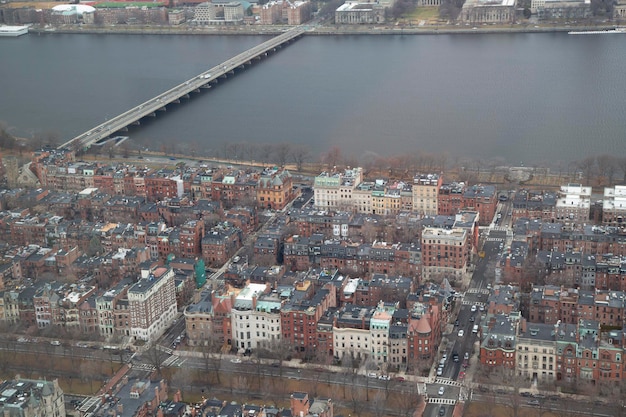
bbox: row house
[287,210,352,238]
[437,182,465,217]
[479,314,518,369]
[354,274,413,308]
[281,280,336,356]
[210,171,258,207]
[407,300,442,366]
[511,189,557,222]
[180,220,205,258]
[201,224,242,267]
[529,285,626,328]
[602,185,626,228]
[257,169,295,211]
[332,304,375,362]
[103,196,144,223]
[224,206,257,235]
[516,319,574,381]
[254,235,280,264]
[230,283,284,351]
[145,170,184,202]
[462,184,497,226]
[555,183,591,227]
[500,241,529,283]
[10,216,48,247]
[574,225,626,257]
[412,173,442,216]
[184,289,216,346]
[313,168,363,211]
[486,284,521,316]
[96,278,133,339]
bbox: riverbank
[27,22,619,36]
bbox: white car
[367,372,378,379]
[50,340,61,346]
[436,367,443,376]
[378,375,391,381]
[438,386,445,396]
[230,357,242,364]
[458,329,465,337]
[470,305,477,312]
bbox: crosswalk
[132,363,156,372]
[78,396,100,413]
[462,300,485,307]
[435,378,463,387]
[157,346,174,355]
[466,288,490,295]
[163,355,186,367]
[428,397,457,405]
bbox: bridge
[59,26,306,151]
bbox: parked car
[527,400,540,406]
[50,340,61,346]
[367,372,378,379]
[464,352,470,360]
[230,358,242,364]
[436,367,443,376]
[458,329,465,337]
[378,375,391,381]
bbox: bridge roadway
[59,26,306,151]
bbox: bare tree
[143,343,170,377]
[274,143,291,168]
[201,335,224,385]
[291,145,310,172]
[323,146,343,170]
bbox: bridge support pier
[131,121,140,126]
[157,107,166,112]
[148,112,156,117]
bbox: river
[1,31,625,166]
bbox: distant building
[460,0,516,24]
[536,0,591,19]
[194,2,218,22]
[335,2,385,24]
[168,9,186,24]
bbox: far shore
[26,21,621,36]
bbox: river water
[1,31,625,166]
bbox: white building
[555,183,591,226]
[412,173,441,216]
[194,2,217,23]
[460,0,516,24]
[602,185,626,228]
[370,302,395,366]
[314,167,363,210]
[231,283,284,351]
[128,266,177,342]
[333,305,374,361]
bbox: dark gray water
[1,32,625,165]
